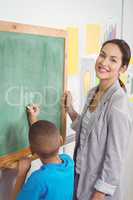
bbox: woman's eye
[111,59,117,63]
[99,53,105,58]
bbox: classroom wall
[0,0,133,200]
[123,0,133,51]
[0,0,122,27]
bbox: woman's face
[95,43,124,82]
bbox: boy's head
[29,120,62,159]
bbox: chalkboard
[0,21,67,168]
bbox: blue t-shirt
[17,154,74,200]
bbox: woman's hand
[62,91,78,121]
[27,104,40,125]
[91,191,105,200]
[63,91,73,113]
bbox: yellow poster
[120,71,128,84]
[83,71,91,95]
[130,57,133,65]
[67,27,79,75]
[129,97,133,103]
[86,24,101,54]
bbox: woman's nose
[101,58,108,66]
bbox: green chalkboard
[0,22,67,166]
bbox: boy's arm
[27,104,40,125]
[12,173,27,200]
[12,158,31,200]
[13,171,47,200]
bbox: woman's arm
[67,104,79,122]
[94,106,131,197]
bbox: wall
[0,0,132,200]
[123,0,133,52]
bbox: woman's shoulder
[111,86,128,105]
[109,87,133,121]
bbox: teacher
[64,39,132,200]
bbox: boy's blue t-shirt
[17,154,74,200]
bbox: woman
[64,39,133,200]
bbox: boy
[12,105,74,200]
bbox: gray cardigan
[72,81,133,200]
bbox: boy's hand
[27,104,40,125]
[17,157,32,177]
[27,104,40,117]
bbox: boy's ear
[120,65,127,73]
[29,145,35,155]
[60,135,63,146]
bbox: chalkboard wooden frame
[0,20,68,168]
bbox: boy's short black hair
[29,120,60,159]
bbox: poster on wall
[80,57,96,106]
[127,64,133,103]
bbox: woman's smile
[97,65,110,73]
